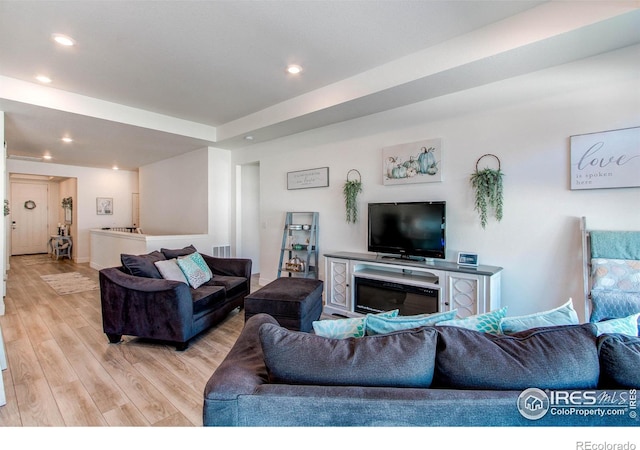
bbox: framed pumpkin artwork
[382,138,443,185]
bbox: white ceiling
[1,1,639,171]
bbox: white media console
[324,252,502,318]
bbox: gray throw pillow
[120,251,166,279]
[161,245,197,259]
[597,333,640,388]
[433,323,599,390]
[259,323,437,388]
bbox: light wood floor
[0,254,253,426]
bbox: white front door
[11,182,49,255]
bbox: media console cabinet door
[325,258,351,313]
[445,272,484,318]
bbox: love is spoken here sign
[570,127,640,190]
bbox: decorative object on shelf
[24,200,36,210]
[62,196,73,224]
[382,138,443,185]
[470,154,504,229]
[4,200,9,216]
[286,256,306,272]
[570,126,640,190]
[457,252,479,267]
[96,197,113,215]
[287,167,329,190]
[343,169,362,224]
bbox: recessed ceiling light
[244,135,254,141]
[286,65,302,75]
[36,75,52,84]
[52,33,75,46]
[112,166,119,171]
[61,137,73,143]
[43,154,52,160]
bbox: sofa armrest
[203,313,274,426]
[202,254,252,279]
[100,266,187,294]
[99,267,194,341]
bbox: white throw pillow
[154,259,188,284]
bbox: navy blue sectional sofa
[203,313,639,426]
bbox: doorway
[10,180,49,255]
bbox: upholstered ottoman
[244,278,323,332]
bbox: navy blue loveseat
[100,246,251,350]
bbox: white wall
[0,112,5,314]
[231,44,640,321]
[139,147,209,235]
[207,147,231,244]
[138,146,233,254]
[237,162,260,273]
[6,146,234,265]
[5,160,138,263]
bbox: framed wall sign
[570,126,640,190]
[287,167,329,190]
[457,252,479,267]
[96,197,113,215]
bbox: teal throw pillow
[177,254,211,289]
[499,299,579,334]
[594,313,640,337]
[189,252,213,279]
[365,310,457,336]
[438,307,508,334]
[312,310,399,339]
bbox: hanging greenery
[4,199,9,216]
[62,197,73,209]
[343,169,363,224]
[470,154,504,229]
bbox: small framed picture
[457,252,478,266]
[96,197,113,215]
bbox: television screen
[368,201,446,259]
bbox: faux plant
[4,199,9,216]
[343,169,363,224]
[470,155,504,229]
[62,197,73,209]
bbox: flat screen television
[368,201,446,260]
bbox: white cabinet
[324,252,502,318]
[444,271,501,318]
[325,257,352,314]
